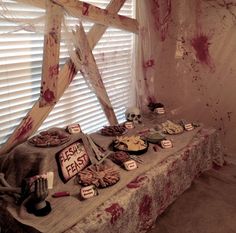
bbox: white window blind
[0,0,135,146]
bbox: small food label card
[124,160,138,171]
[80,185,98,199]
[184,123,194,131]
[124,121,134,129]
[67,124,81,134]
[180,120,194,131]
[160,139,173,149]
[155,107,165,115]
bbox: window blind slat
[0,0,135,146]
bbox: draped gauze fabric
[136,0,236,154]
[136,0,171,111]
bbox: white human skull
[125,107,142,124]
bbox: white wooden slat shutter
[0,0,135,146]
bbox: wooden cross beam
[53,0,138,34]
[16,0,46,9]
[0,0,137,155]
[74,24,118,125]
[39,1,63,107]
[17,0,139,34]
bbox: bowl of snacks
[146,132,166,144]
[112,135,148,155]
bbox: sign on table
[58,140,90,181]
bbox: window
[0,0,135,146]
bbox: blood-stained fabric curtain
[136,0,236,154]
[136,0,171,112]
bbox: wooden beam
[0,0,126,155]
[16,0,45,9]
[75,24,118,125]
[39,1,63,107]
[87,0,127,48]
[53,0,139,34]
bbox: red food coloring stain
[49,31,58,44]
[227,111,232,121]
[97,213,102,218]
[191,34,209,62]
[127,175,149,189]
[43,88,55,103]
[217,117,226,135]
[139,41,156,106]
[181,149,190,161]
[105,203,124,225]
[104,9,108,15]
[143,59,155,69]
[139,195,152,217]
[152,0,172,41]
[191,33,215,70]
[118,15,126,21]
[83,55,89,67]
[138,195,153,231]
[68,61,77,83]
[15,116,33,141]
[147,96,156,103]
[213,162,222,170]
[153,145,158,152]
[49,64,59,78]
[82,2,90,16]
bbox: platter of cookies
[161,120,184,135]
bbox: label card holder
[160,139,173,149]
[67,124,81,134]
[155,107,165,115]
[124,160,137,170]
[80,185,98,199]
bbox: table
[0,125,224,233]
[64,127,224,233]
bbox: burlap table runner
[0,119,208,233]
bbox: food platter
[111,135,148,155]
[77,162,120,188]
[145,132,165,144]
[98,125,128,136]
[28,129,71,147]
[161,120,184,135]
